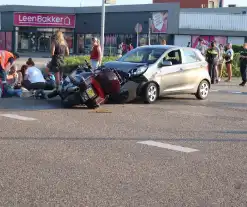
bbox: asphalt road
[0,79,247,206]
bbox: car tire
[143,82,158,104]
[195,80,210,100]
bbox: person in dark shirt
[205,41,219,84]
[239,43,247,86]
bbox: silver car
[103,45,211,103]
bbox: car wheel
[195,80,209,100]
[143,82,158,104]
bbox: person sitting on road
[2,65,22,97]
[22,58,46,96]
[7,65,21,89]
[43,65,56,90]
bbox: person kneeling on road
[22,58,46,98]
[205,41,219,84]
[0,51,19,85]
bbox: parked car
[103,45,211,104]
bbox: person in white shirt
[22,58,46,91]
[196,38,207,56]
[224,43,234,82]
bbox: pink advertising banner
[151,12,168,34]
[192,36,227,48]
[14,13,76,28]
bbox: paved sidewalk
[212,78,247,93]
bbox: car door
[180,48,207,92]
[158,49,186,94]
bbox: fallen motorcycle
[47,61,124,109]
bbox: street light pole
[100,0,105,58]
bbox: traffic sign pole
[136,23,139,47]
[100,0,105,58]
[148,18,151,45]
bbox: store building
[174,7,247,48]
[153,0,221,8]
[0,3,180,56]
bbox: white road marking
[211,89,219,92]
[0,114,37,121]
[167,110,209,117]
[137,140,199,153]
[231,91,242,94]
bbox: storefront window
[104,34,118,56]
[64,33,74,53]
[150,34,159,45]
[16,27,74,53]
[77,34,85,54]
[158,34,169,44]
[76,34,138,56]
[6,32,12,51]
[139,34,148,46]
[0,32,12,51]
[0,32,6,50]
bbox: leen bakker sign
[13,12,76,28]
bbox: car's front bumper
[120,81,141,103]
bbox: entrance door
[37,32,52,52]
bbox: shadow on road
[0,95,247,111]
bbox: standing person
[239,43,247,86]
[50,31,69,91]
[217,44,225,82]
[161,39,166,45]
[224,43,234,82]
[127,43,133,52]
[90,37,102,70]
[205,41,219,84]
[196,38,207,56]
[122,41,128,56]
[0,51,19,84]
[117,42,123,58]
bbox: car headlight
[129,65,148,76]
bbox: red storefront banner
[13,13,76,28]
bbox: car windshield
[118,47,167,64]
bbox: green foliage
[62,55,118,73]
[232,45,242,53]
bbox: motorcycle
[47,61,124,109]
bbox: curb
[211,89,247,95]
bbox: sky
[0,0,246,7]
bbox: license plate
[86,87,96,98]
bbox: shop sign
[151,11,168,33]
[13,13,76,28]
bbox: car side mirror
[159,60,172,67]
